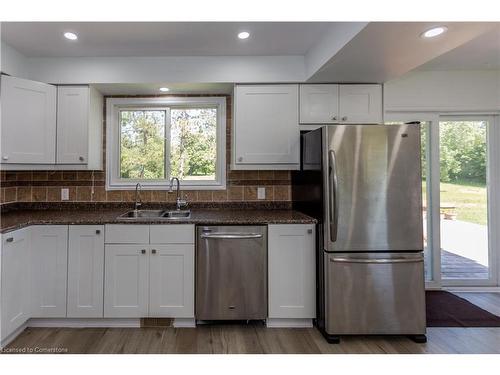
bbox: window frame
[106,96,226,190]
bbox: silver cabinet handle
[201,233,263,239]
[79,156,85,161]
[141,249,146,254]
[330,257,423,264]
[341,116,348,121]
[152,249,157,254]
[2,156,8,160]
[328,150,338,242]
[6,237,14,243]
[332,116,337,121]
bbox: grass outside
[422,180,487,226]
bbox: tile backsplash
[0,95,292,204]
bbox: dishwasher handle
[201,233,263,239]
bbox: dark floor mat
[426,291,500,327]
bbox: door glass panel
[439,120,489,280]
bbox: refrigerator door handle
[329,257,423,264]
[329,150,339,242]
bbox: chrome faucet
[134,182,142,211]
[169,177,187,210]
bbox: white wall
[1,41,31,78]
[384,70,500,113]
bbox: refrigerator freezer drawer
[325,252,426,335]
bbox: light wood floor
[5,293,500,354]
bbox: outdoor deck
[440,219,489,280]
[441,250,489,279]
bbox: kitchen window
[106,97,226,190]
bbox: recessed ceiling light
[159,87,170,92]
[238,31,250,40]
[63,32,78,41]
[421,26,448,38]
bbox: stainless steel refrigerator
[292,124,427,343]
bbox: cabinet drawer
[105,225,149,244]
[150,225,195,244]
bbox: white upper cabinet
[1,75,57,164]
[233,84,300,170]
[56,86,89,164]
[299,84,383,125]
[1,76,103,170]
[56,86,103,168]
[1,228,31,341]
[300,84,339,124]
[67,225,104,318]
[338,84,383,124]
[30,225,68,318]
[268,224,316,319]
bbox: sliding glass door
[439,117,497,286]
[386,114,499,288]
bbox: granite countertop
[0,203,316,234]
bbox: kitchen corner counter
[0,205,316,234]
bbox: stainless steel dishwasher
[196,225,267,320]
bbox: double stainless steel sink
[117,209,191,221]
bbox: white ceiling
[0,22,331,57]
[416,26,500,71]
[308,22,498,83]
[2,21,498,90]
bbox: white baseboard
[266,318,313,328]
[0,321,29,349]
[28,318,141,328]
[173,318,196,328]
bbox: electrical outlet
[61,188,69,201]
[257,187,266,200]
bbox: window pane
[170,108,217,181]
[439,120,489,280]
[120,110,166,179]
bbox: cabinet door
[300,84,339,124]
[0,75,56,164]
[338,84,383,124]
[30,225,68,318]
[67,225,104,318]
[56,86,89,164]
[234,85,299,166]
[104,245,149,317]
[268,224,316,319]
[1,228,30,341]
[149,245,194,318]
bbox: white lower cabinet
[67,225,104,318]
[268,224,316,319]
[149,245,194,317]
[30,225,68,318]
[104,224,195,319]
[1,228,31,341]
[104,245,149,318]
